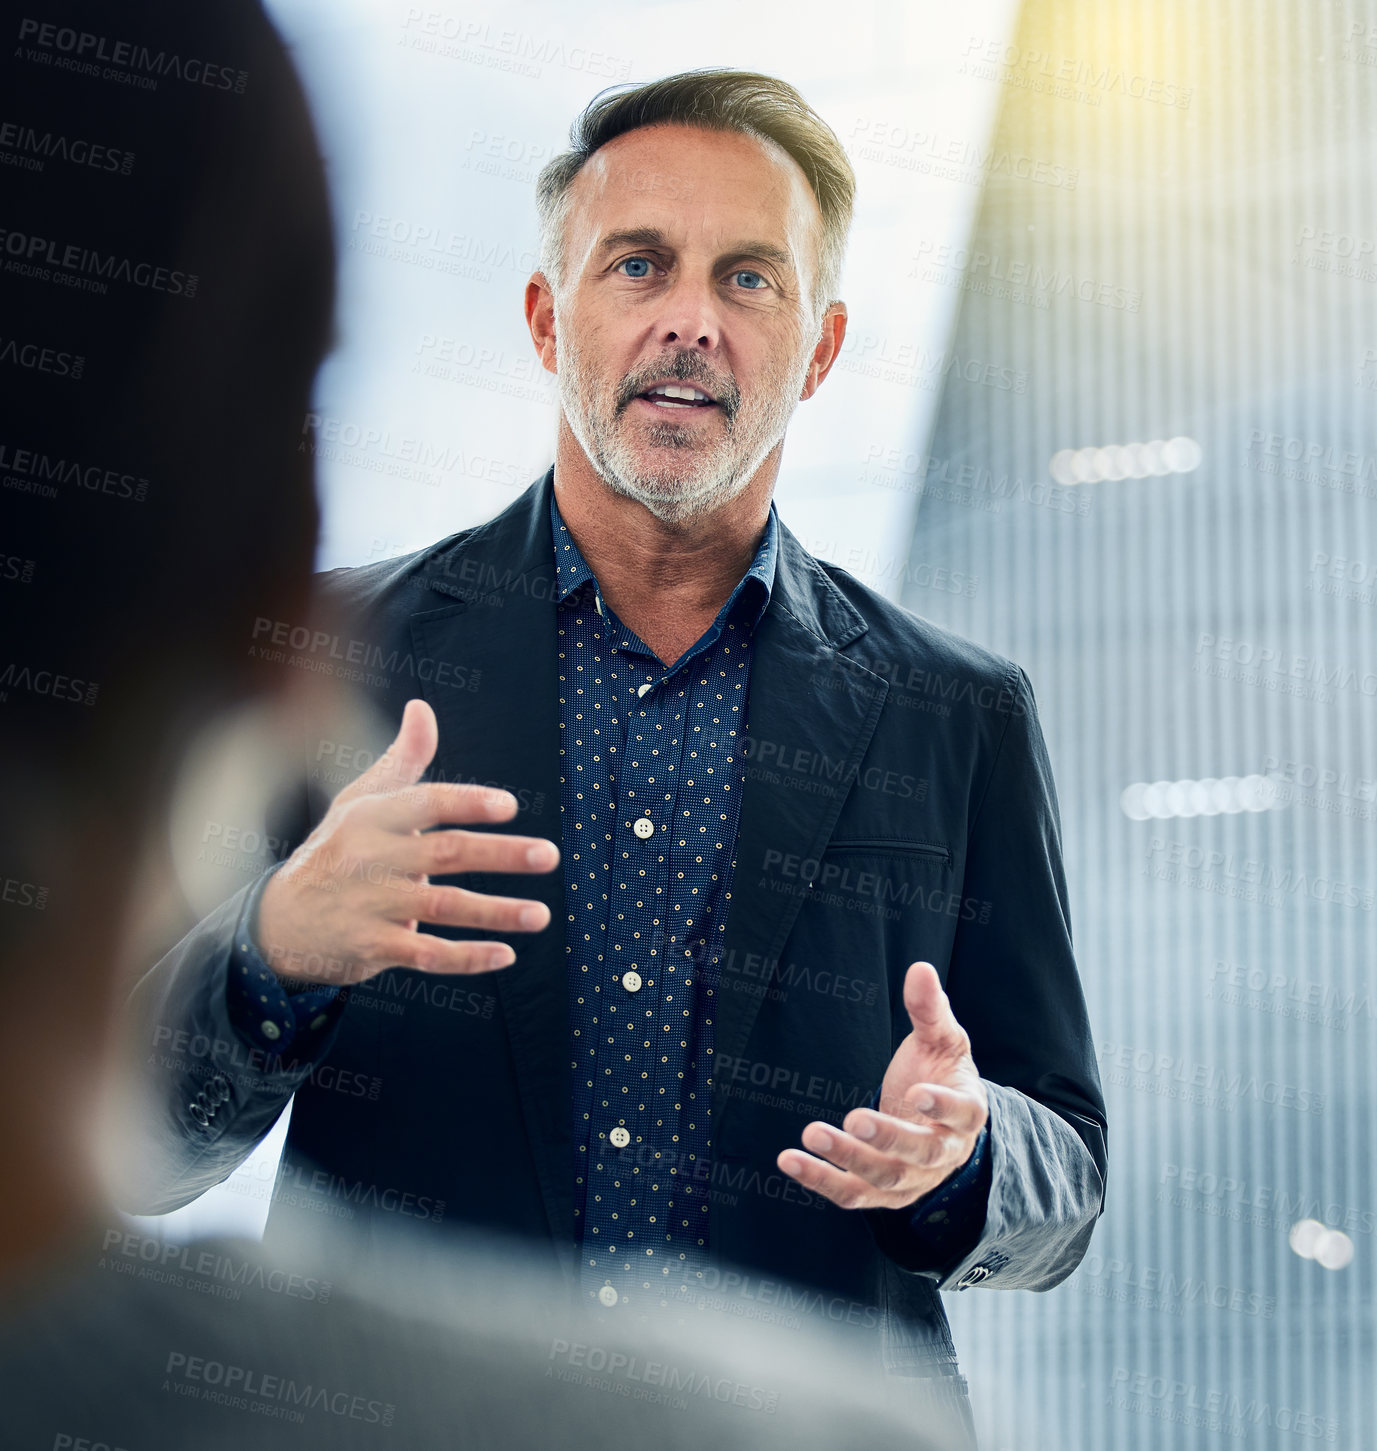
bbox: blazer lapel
[712,527,888,1133]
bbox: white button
[260,1020,282,1041]
[622,970,642,993]
[598,1286,619,1307]
[609,1126,631,1148]
[633,817,655,839]
[637,682,653,698]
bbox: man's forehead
[567,123,820,255]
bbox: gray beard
[555,324,812,525]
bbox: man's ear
[525,272,558,376]
[801,301,847,400]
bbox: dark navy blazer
[130,469,1107,1389]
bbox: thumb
[337,697,439,803]
[902,960,949,1041]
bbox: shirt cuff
[225,867,344,1058]
[903,1121,991,1259]
[864,1083,993,1275]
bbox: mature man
[131,70,1107,1427]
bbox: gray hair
[535,68,855,323]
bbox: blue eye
[732,270,766,289]
[619,256,652,278]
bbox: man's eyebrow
[596,226,671,255]
[724,239,796,273]
[595,227,796,273]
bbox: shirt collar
[550,486,778,631]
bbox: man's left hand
[776,961,988,1210]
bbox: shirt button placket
[595,654,658,1293]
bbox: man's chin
[602,466,732,523]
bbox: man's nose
[656,275,722,352]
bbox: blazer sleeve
[117,789,342,1216]
[873,665,1107,1291]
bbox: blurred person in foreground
[0,5,951,1447]
[125,63,1107,1445]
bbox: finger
[367,780,520,832]
[775,1147,884,1211]
[380,928,517,975]
[392,883,551,933]
[396,829,560,878]
[840,1109,970,1168]
[336,698,438,805]
[801,1118,950,1188]
[895,1082,987,1135]
[902,961,966,1052]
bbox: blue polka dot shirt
[551,488,777,1312]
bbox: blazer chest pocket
[786,838,969,980]
[804,839,955,924]
[824,838,950,866]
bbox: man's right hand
[255,697,557,987]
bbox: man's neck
[551,421,776,665]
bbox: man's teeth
[646,385,711,403]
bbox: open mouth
[635,382,718,411]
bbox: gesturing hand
[776,961,988,1210]
[255,697,559,987]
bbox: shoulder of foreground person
[0,1219,965,1451]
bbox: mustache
[614,354,741,421]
